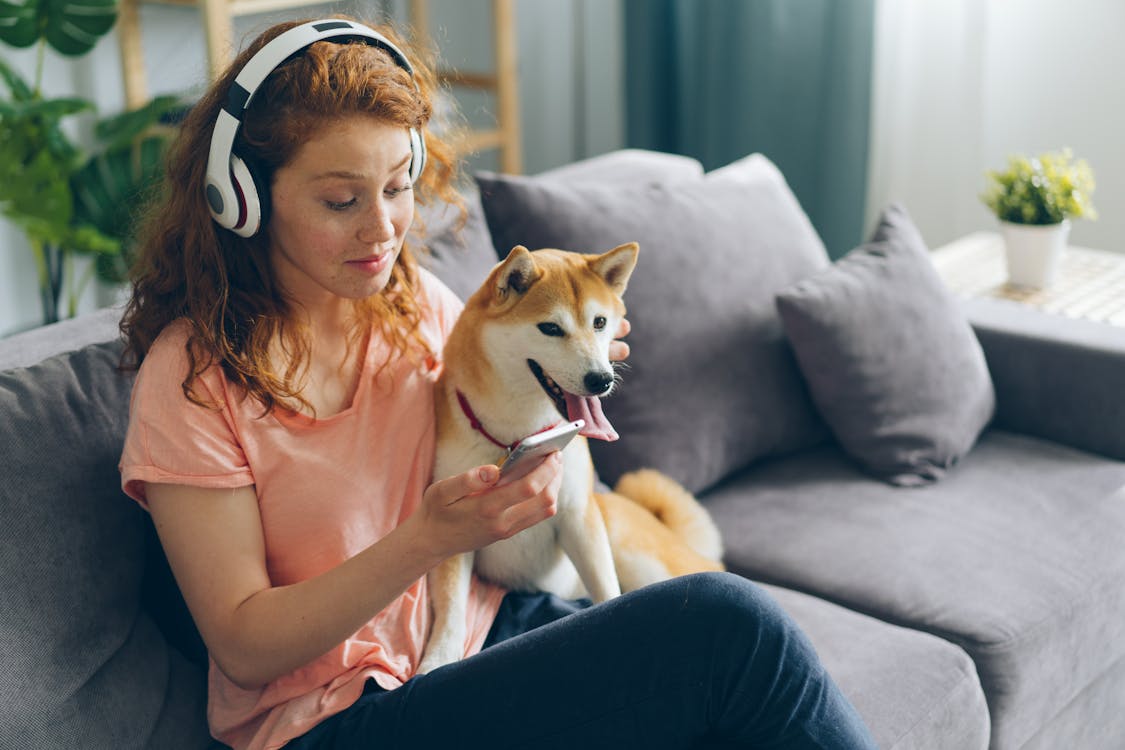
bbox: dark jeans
[287,573,877,749]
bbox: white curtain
[866,0,1125,252]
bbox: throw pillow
[775,203,996,486]
[535,148,705,184]
[475,153,831,494]
[413,150,707,301]
[412,186,499,301]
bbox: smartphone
[499,419,586,477]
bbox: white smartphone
[499,419,586,476]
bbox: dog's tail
[612,469,724,563]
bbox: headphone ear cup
[205,175,236,229]
[247,157,271,231]
[408,127,426,184]
[229,154,261,238]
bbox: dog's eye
[537,322,565,337]
[593,316,607,331]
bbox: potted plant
[0,0,180,325]
[980,148,1097,289]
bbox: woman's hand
[609,318,631,362]
[413,452,564,561]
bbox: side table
[931,232,1125,327]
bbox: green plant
[71,96,182,285]
[0,0,180,324]
[981,148,1098,226]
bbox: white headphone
[204,19,427,238]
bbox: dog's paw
[416,643,461,675]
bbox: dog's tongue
[565,393,618,442]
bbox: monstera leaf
[0,0,117,56]
[72,94,181,283]
[93,93,180,149]
[0,0,38,48]
[0,92,91,236]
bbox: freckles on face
[265,117,417,310]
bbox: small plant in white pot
[981,148,1097,289]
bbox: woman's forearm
[148,463,552,691]
[219,514,440,689]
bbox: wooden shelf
[116,0,522,172]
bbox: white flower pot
[1000,219,1070,289]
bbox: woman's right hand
[413,452,564,560]
[144,453,561,690]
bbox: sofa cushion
[776,203,995,485]
[706,429,1125,748]
[475,153,831,494]
[1020,652,1125,750]
[761,584,989,750]
[0,341,210,750]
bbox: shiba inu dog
[418,243,724,673]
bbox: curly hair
[120,17,463,415]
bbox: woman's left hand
[609,318,631,362]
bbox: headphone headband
[205,19,427,237]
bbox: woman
[118,16,877,750]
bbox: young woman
[118,16,877,750]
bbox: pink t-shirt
[119,269,506,750]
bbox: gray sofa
[3,149,1124,749]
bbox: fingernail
[479,466,499,483]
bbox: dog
[418,243,724,674]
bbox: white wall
[0,0,624,336]
[867,0,1125,253]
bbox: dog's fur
[418,243,724,673]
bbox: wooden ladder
[116,0,522,172]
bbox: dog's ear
[495,245,541,300]
[589,242,639,295]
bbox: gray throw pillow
[412,186,500,301]
[534,148,705,184]
[412,150,706,301]
[0,342,210,749]
[775,203,996,486]
[475,153,831,494]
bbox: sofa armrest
[0,306,123,371]
[965,296,1125,460]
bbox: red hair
[121,17,463,415]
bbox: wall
[15,2,1118,336]
[0,0,624,337]
[866,0,1125,252]
[980,0,1124,251]
[414,0,623,175]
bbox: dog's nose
[584,370,614,395]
